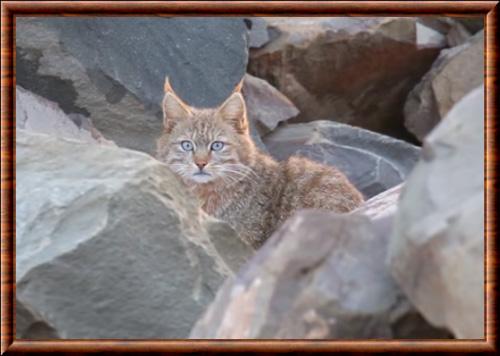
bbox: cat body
[156,78,363,248]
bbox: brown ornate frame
[1,1,497,354]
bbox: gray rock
[416,17,456,35]
[243,74,299,136]
[17,299,59,339]
[16,17,249,154]
[16,130,252,339]
[263,120,420,198]
[191,185,451,339]
[417,17,483,37]
[446,21,472,47]
[16,86,100,144]
[248,17,445,139]
[404,31,483,141]
[388,85,484,339]
[455,17,484,34]
[245,17,270,49]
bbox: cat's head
[156,77,257,186]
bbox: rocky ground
[15,17,484,339]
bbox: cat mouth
[193,171,211,177]
[191,171,213,183]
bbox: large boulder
[388,85,484,339]
[263,120,420,198]
[248,17,446,139]
[404,31,483,141]
[16,130,253,339]
[16,17,249,154]
[190,185,451,339]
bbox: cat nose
[195,160,208,170]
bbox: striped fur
[156,79,363,248]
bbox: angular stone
[245,17,270,49]
[404,31,483,141]
[16,17,249,154]
[191,185,450,339]
[388,85,484,339]
[446,21,472,47]
[248,17,445,139]
[16,299,59,339]
[455,17,484,34]
[16,130,252,339]
[16,86,101,144]
[243,74,299,135]
[263,120,420,198]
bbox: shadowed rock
[263,120,420,198]
[16,17,249,154]
[248,17,446,139]
[404,31,483,141]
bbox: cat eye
[180,140,194,151]
[210,141,224,151]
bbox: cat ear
[232,77,245,93]
[162,77,191,133]
[217,92,248,134]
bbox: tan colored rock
[190,185,451,339]
[388,85,484,339]
[249,17,445,138]
[404,31,483,141]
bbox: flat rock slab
[263,120,420,198]
[16,130,252,339]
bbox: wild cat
[156,78,364,248]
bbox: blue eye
[181,140,193,151]
[210,141,224,151]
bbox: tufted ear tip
[162,78,192,133]
[232,77,245,93]
[164,76,173,93]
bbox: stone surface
[16,86,102,144]
[245,17,271,49]
[455,17,484,34]
[16,17,249,154]
[242,74,299,135]
[191,186,451,339]
[446,21,472,47]
[263,120,420,198]
[16,130,252,339]
[404,31,483,141]
[388,85,484,339]
[248,17,445,139]
[17,299,59,339]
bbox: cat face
[156,77,256,186]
